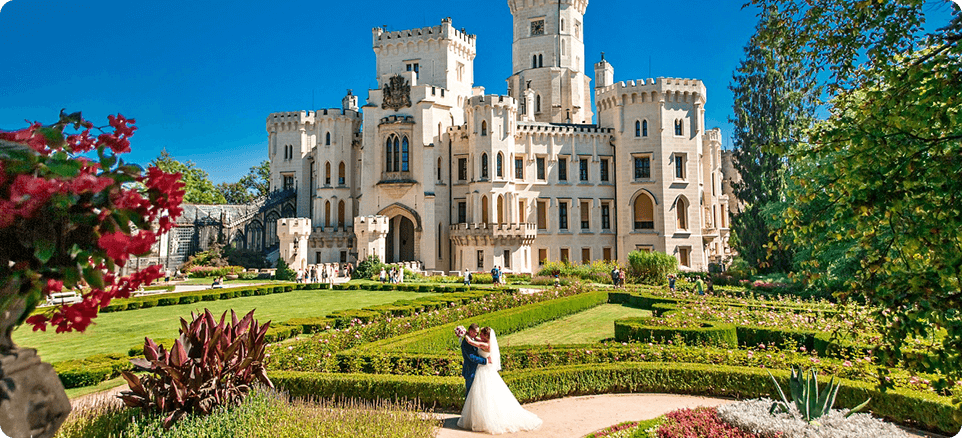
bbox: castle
[268,0,734,274]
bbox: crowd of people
[379,266,406,284]
[295,263,353,285]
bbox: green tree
[729,8,813,272]
[274,258,296,281]
[152,150,226,204]
[763,5,962,395]
[216,160,270,204]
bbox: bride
[458,327,542,434]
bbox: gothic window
[676,197,689,230]
[634,193,655,230]
[338,200,345,228]
[324,201,331,227]
[561,19,565,31]
[635,120,641,137]
[325,162,331,185]
[325,132,331,145]
[393,136,401,171]
[481,195,489,223]
[643,120,648,137]
[674,119,683,136]
[532,55,538,69]
[401,136,409,172]
[530,19,545,36]
[538,54,543,67]
[437,157,443,181]
[481,153,489,179]
[496,153,504,178]
[481,120,487,136]
[385,137,393,172]
[338,162,345,185]
[536,94,542,113]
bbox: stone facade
[271,1,737,273]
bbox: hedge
[53,353,132,389]
[359,290,609,354]
[271,362,961,435]
[614,317,738,347]
[92,283,299,314]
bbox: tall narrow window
[642,120,648,137]
[477,250,484,270]
[515,158,524,180]
[438,158,443,181]
[386,137,393,172]
[581,248,590,263]
[580,200,590,230]
[558,158,567,181]
[481,153,489,179]
[393,136,400,171]
[537,201,547,230]
[674,154,686,179]
[438,224,443,258]
[538,248,547,265]
[325,162,332,185]
[497,195,504,224]
[536,157,546,180]
[401,137,409,172]
[325,132,331,145]
[338,162,345,185]
[504,250,511,268]
[679,248,691,267]
[324,201,331,227]
[634,194,655,230]
[458,158,467,181]
[579,158,588,181]
[559,201,568,230]
[538,54,543,67]
[674,119,683,136]
[481,195,489,224]
[676,197,689,230]
[481,121,488,136]
[535,94,542,113]
[600,159,609,182]
[458,201,467,223]
[496,153,503,178]
[518,199,526,223]
[532,55,538,69]
[635,120,641,137]
[601,203,611,230]
[337,200,345,228]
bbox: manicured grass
[500,304,652,346]
[16,289,437,364]
[65,375,127,399]
[178,278,289,285]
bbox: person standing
[398,267,405,284]
[669,274,677,292]
[464,269,471,286]
[695,277,705,295]
[379,268,387,283]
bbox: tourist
[669,274,677,292]
[619,269,626,288]
[707,279,714,295]
[463,269,471,286]
[164,269,171,284]
[490,266,498,285]
[695,277,705,295]
[553,274,560,288]
[398,267,405,284]
[379,267,386,283]
[611,267,618,285]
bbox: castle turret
[277,218,312,271]
[594,53,614,90]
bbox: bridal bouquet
[454,325,466,338]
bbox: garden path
[433,393,944,438]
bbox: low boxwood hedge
[270,362,961,435]
[614,318,738,347]
[53,353,132,389]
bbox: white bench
[46,291,81,306]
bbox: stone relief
[381,74,412,112]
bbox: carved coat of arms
[382,74,412,111]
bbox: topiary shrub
[274,258,296,281]
[627,250,678,285]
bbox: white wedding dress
[457,330,542,434]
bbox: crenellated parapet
[266,109,362,132]
[508,0,588,15]
[465,94,517,111]
[595,77,706,112]
[373,17,477,59]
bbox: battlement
[354,215,390,234]
[595,77,706,110]
[515,122,612,136]
[277,218,312,236]
[373,18,476,50]
[704,127,722,144]
[379,115,416,125]
[467,94,517,109]
[267,109,361,129]
[508,0,588,15]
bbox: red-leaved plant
[657,407,768,438]
[0,110,185,334]
[119,309,273,428]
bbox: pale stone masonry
[270,0,735,273]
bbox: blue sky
[0,1,956,184]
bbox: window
[385,135,407,173]
[325,132,331,145]
[535,94,542,113]
[634,194,655,230]
[642,120,648,137]
[324,201,331,227]
[537,200,547,229]
[679,247,691,267]
[600,159,609,182]
[531,19,545,36]
[536,157,546,180]
[674,119,683,136]
[538,248,547,265]
[385,137,393,171]
[503,250,511,268]
[601,203,611,230]
[561,18,565,31]
[325,162,331,185]
[579,158,588,182]
[401,137,409,172]
[558,158,567,181]
[676,197,689,230]
[337,200,345,228]
[634,157,651,179]
[559,201,568,230]
[515,158,524,180]
[582,248,591,263]
[560,248,569,263]
[575,22,581,38]
[538,54,544,67]
[338,162,346,185]
[438,158,443,181]
[477,250,484,270]
[458,158,468,181]
[481,153,489,179]
[481,120,488,136]
[580,200,590,230]
[674,154,686,179]
[458,202,467,223]
[438,224,443,258]
[283,175,294,191]
[603,247,612,261]
[496,153,503,178]
[457,62,465,81]
[406,62,420,78]
[635,120,641,137]
[532,55,538,69]
[518,199,526,222]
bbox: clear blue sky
[1,1,955,184]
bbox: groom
[461,323,487,397]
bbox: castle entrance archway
[378,203,422,264]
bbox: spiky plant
[768,367,870,423]
[119,309,272,428]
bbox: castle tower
[277,218,312,271]
[353,215,390,263]
[506,0,592,124]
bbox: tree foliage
[729,8,814,272]
[626,251,677,286]
[274,258,296,281]
[216,160,270,204]
[152,150,226,205]
[767,6,962,389]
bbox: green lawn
[500,304,652,346]
[16,289,436,363]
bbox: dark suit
[461,338,487,397]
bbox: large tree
[728,8,813,273]
[752,0,962,395]
[216,160,270,204]
[152,150,226,204]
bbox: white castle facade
[269,0,734,274]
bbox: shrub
[275,258,296,281]
[537,260,621,283]
[54,353,130,389]
[120,309,273,428]
[354,254,386,280]
[614,317,738,347]
[626,250,677,285]
[187,265,245,278]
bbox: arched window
[481,153,489,179]
[633,193,655,230]
[394,136,401,171]
[481,195,489,224]
[538,54,543,68]
[401,136,409,172]
[325,132,331,145]
[496,153,504,178]
[536,94,542,113]
[561,18,565,31]
[338,200,345,229]
[642,120,648,137]
[532,55,538,69]
[385,137,393,172]
[324,201,331,228]
[674,119,683,136]
[338,161,345,185]
[675,197,689,230]
[497,195,504,224]
[635,121,641,137]
[325,162,331,185]
[561,43,565,56]
[437,157,443,181]
[481,120,487,136]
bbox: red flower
[97,231,133,264]
[44,279,64,293]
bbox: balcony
[309,226,354,249]
[449,223,537,246]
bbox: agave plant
[768,367,870,423]
[119,309,273,428]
